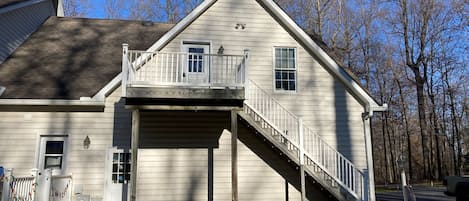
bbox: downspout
[363,103,387,201]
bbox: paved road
[376,185,455,201]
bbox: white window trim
[272,46,298,93]
[36,134,69,175]
[184,44,210,73]
[180,40,213,81]
[180,40,212,53]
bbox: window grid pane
[112,153,131,184]
[188,48,204,73]
[274,47,296,91]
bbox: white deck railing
[121,45,248,95]
[244,80,366,201]
[1,169,37,201]
[1,169,73,201]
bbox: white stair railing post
[298,117,306,201]
[243,49,250,99]
[31,169,39,201]
[1,168,12,201]
[36,169,52,201]
[122,43,129,97]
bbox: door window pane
[188,48,205,73]
[112,152,132,184]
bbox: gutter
[364,103,388,119]
[0,98,104,107]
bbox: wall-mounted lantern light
[83,136,90,149]
[218,45,224,54]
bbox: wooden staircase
[239,80,367,201]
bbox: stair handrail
[245,80,301,145]
[244,79,366,200]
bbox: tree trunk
[395,74,413,180]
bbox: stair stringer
[238,109,358,201]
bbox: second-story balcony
[121,44,248,107]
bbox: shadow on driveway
[376,185,455,201]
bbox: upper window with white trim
[274,47,297,91]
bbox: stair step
[241,109,362,201]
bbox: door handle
[183,72,186,77]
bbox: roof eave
[96,0,387,112]
[0,98,105,107]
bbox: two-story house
[0,0,387,201]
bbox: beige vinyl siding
[158,0,366,169]
[137,110,228,201]
[138,149,209,201]
[136,110,305,201]
[0,0,55,63]
[0,88,130,199]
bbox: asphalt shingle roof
[0,16,173,99]
[0,0,26,8]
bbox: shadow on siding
[238,120,336,201]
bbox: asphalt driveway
[376,185,455,201]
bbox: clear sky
[82,0,108,19]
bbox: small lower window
[38,136,67,171]
[44,141,64,169]
[274,47,297,91]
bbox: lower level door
[105,148,131,201]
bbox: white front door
[183,44,210,84]
[105,148,131,201]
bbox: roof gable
[140,0,384,109]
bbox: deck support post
[231,109,239,201]
[130,109,140,201]
[298,118,306,201]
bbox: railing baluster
[120,51,247,86]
